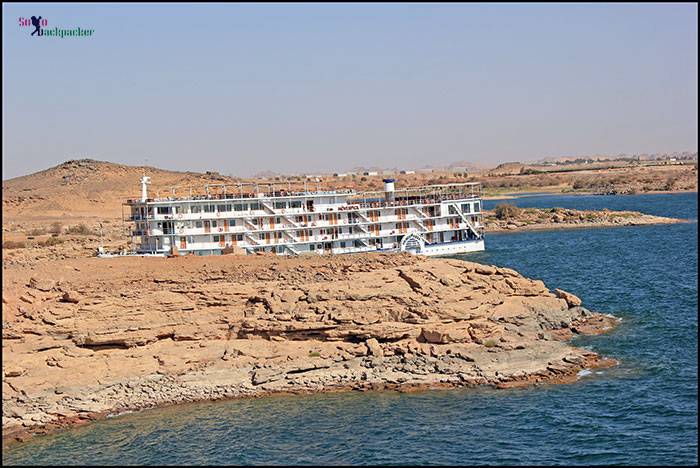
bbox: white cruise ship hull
[415,239,486,256]
[123,179,487,258]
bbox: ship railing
[347,194,480,210]
[124,188,358,205]
[124,183,480,206]
[448,203,482,237]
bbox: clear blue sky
[2,3,697,179]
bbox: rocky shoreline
[483,206,686,233]
[2,253,619,444]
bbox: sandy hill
[2,159,242,220]
[2,159,476,222]
[487,162,525,176]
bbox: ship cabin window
[340,241,346,248]
[213,235,220,242]
[229,219,236,227]
[462,203,471,214]
[236,234,243,241]
[187,236,194,244]
[217,204,229,213]
[250,202,261,211]
[291,200,302,209]
[211,220,218,228]
[448,206,457,215]
[234,204,245,211]
[157,206,172,215]
[195,221,203,228]
[310,244,315,251]
[274,201,287,210]
[203,205,215,213]
[191,205,201,213]
[473,202,480,212]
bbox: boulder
[554,289,582,307]
[365,338,384,357]
[473,264,497,275]
[28,277,55,292]
[61,291,81,304]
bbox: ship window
[276,217,281,224]
[234,204,245,211]
[473,202,480,212]
[217,204,228,213]
[191,205,201,213]
[195,221,203,228]
[187,236,194,243]
[213,235,220,242]
[157,206,171,214]
[237,234,243,241]
[274,201,287,209]
[310,244,315,251]
[340,242,346,248]
[291,200,302,208]
[204,205,215,213]
[229,219,236,227]
[462,203,471,214]
[250,202,261,211]
[211,220,218,228]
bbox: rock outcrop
[483,206,685,232]
[1,253,618,442]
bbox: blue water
[4,193,697,465]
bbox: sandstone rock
[61,291,81,304]
[2,253,619,440]
[420,327,450,344]
[473,264,497,275]
[554,289,582,307]
[28,277,55,292]
[421,324,472,344]
[365,338,383,357]
[4,367,25,378]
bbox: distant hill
[534,151,697,165]
[2,159,242,219]
[486,162,525,176]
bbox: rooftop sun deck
[125,182,481,207]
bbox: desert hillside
[3,159,696,226]
[2,160,242,220]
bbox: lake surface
[4,193,697,465]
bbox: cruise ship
[123,177,485,257]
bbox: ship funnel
[141,176,151,202]
[383,178,395,202]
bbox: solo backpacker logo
[19,16,95,38]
